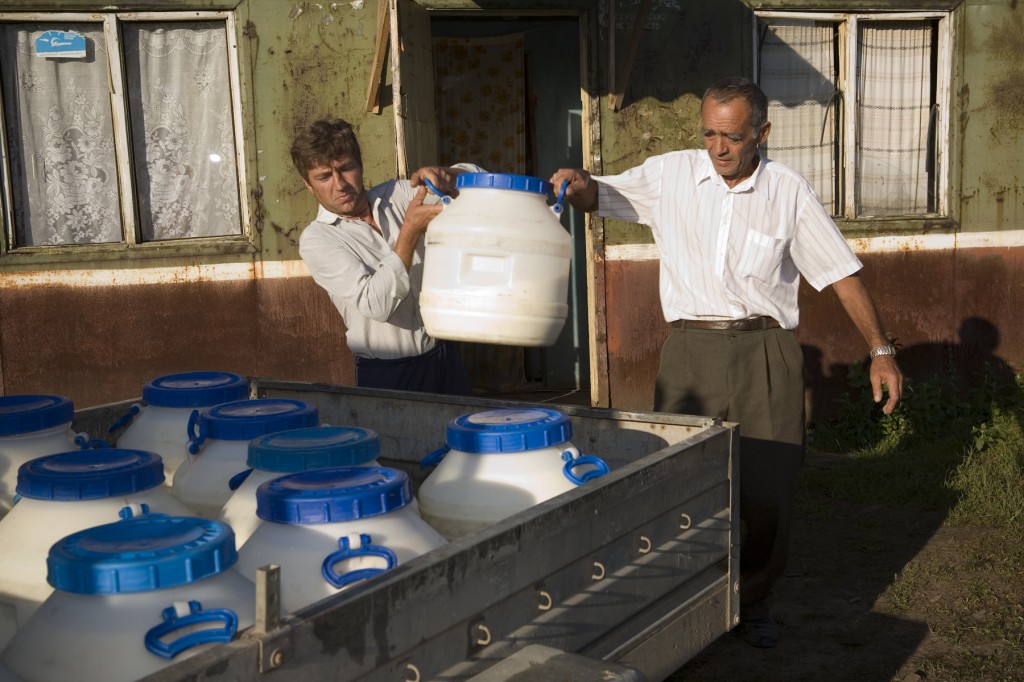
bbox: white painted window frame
[753,10,953,219]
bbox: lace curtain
[0,20,241,247]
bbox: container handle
[187,409,207,455]
[321,533,397,589]
[561,447,609,485]
[228,468,254,491]
[118,502,151,520]
[419,445,449,469]
[108,403,143,434]
[74,433,111,449]
[551,179,569,215]
[421,178,451,205]
[144,599,239,659]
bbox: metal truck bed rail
[73,380,738,681]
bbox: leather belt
[671,316,781,332]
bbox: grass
[805,359,1024,681]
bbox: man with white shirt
[291,118,480,394]
[550,77,903,648]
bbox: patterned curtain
[759,19,839,212]
[0,20,241,247]
[856,20,933,216]
[0,22,122,246]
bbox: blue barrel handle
[108,403,142,433]
[561,448,609,485]
[419,445,450,469]
[321,533,397,589]
[74,433,111,449]
[144,600,239,659]
[118,503,151,520]
[228,468,254,491]
[187,409,207,455]
[421,178,451,205]
[551,179,569,215]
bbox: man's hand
[870,355,903,415]
[411,166,462,198]
[549,168,597,212]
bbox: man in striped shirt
[292,118,480,394]
[550,77,903,648]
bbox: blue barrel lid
[446,408,573,454]
[47,514,237,594]
[247,426,380,472]
[0,394,74,436]
[142,371,249,408]
[16,448,165,501]
[455,172,552,195]
[256,467,411,525]
[198,399,318,442]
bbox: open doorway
[428,16,589,400]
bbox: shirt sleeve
[299,222,411,322]
[790,189,863,292]
[593,155,665,226]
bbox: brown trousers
[654,326,805,607]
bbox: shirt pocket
[736,230,787,282]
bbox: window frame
[753,9,953,221]
[0,10,253,262]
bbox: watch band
[869,343,897,358]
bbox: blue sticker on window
[35,31,87,59]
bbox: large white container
[172,398,318,519]
[419,173,573,346]
[218,425,382,549]
[114,371,250,485]
[235,467,446,615]
[417,408,609,540]
[0,395,81,518]
[2,514,255,682]
[0,448,193,650]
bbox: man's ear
[758,121,772,145]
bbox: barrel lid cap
[248,425,380,472]
[17,448,165,501]
[446,408,573,454]
[47,514,237,594]
[197,399,318,441]
[0,394,74,436]
[455,172,552,195]
[142,371,249,408]
[256,466,411,525]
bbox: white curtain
[856,20,933,216]
[758,19,838,211]
[0,22,122,246]
[123,22,241,241]
[0,20,240,247]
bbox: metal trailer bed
[70,379,738,682]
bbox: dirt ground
[666,450,1020,682]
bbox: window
[754,11,951,219]
[0,12,247,251]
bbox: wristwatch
[869,343,897,358]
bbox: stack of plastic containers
[2,514,255,682]
[113,371,250,485]
[171,398,319,518]
[235,467,446,614]
[0,448,192,650]
[218,425,382,549]
[0,395,81,519]
[417,408,609,539]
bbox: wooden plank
[364,0,390,114]
[609,0,652,112]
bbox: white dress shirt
[594,150,862,330]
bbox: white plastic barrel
[417,408,609,540]
[171,398,319,519]
[419,173,573,346]
[114,371,250,485]
[0,448,193,650]
[0,394,81,518]
[2,514,255,682]
[235,467,446,614]
[218,425,382,549]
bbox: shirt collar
[696,150,769,194]
[315,194,381,227]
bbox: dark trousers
[355,341,474,396]
[654,326,805,607]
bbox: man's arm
[831,273,904,414]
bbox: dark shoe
[740,616,779,648]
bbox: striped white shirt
[299,179,440,360]
[594,150,862,330]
